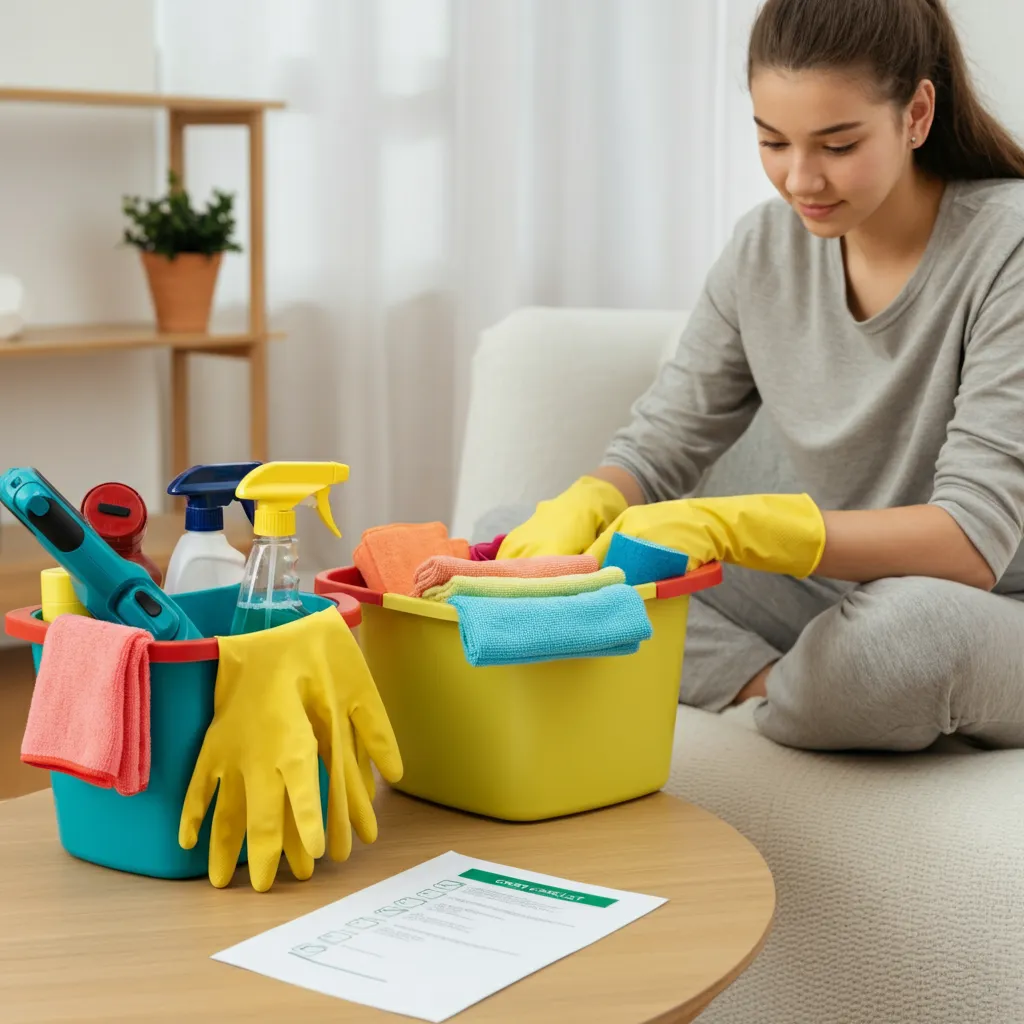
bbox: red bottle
[80,482,163,586]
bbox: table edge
[0,788,777,1024]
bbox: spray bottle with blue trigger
[164,462,261,595]
[0,467,203,641]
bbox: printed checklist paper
[212,850,667,1021]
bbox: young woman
[492,0,1024,752]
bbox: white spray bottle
[164,462,261,594]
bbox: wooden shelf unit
[0,323,285,359]
[0,86,285,113]
[0,84,285,478]
[0,86,283,620]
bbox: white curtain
[155,0,772,571]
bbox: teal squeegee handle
[0,467,203,641]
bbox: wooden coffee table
[0,785,774,1023]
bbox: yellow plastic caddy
[315,562,721,821]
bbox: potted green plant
[122,171,242,333]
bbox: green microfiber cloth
[420,566,626,602]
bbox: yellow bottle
[40,567,90,622]
[229,461,349,635]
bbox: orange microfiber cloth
[411,553,599,598]
[353,522,471,596]
[21,615,151,796]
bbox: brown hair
[747,0,1024,181]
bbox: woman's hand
[496,474,631,558]
[586,493,827,577]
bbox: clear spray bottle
[229,461,349,635]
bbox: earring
[911,135,918,145]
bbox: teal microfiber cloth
[602,531,690,586]
[448,584,653,667]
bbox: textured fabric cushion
[668,702,1024,1024]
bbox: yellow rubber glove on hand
[179,609,402,891]
[497,475,629,559]
[586,493,826,577]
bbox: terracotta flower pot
[140,251,223,333]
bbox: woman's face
[750,68,916,238]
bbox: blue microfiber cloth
[448,584,653,667]
[602,531,690,586]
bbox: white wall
[152,1,278,476]
[946,0,1024,142]
[0,0,162,517]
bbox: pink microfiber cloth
[21,615,152,796]
[469,534,507,561]
[353,522,472,596]
[412,553,599,598]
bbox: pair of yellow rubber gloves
[496,475,827,577]
[178,609,403,892]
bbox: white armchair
[452,307,1024,1024]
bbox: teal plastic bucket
[5,584,361,880]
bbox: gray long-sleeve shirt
[603,179,1024,591]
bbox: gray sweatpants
[472,504,1024,753]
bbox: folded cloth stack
[421,565,625,602]
[21,614,151,796]
[409,553,650,667]
[412,553,599,597]
[353,527,679,667]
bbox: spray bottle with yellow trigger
[229,461,349,635]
